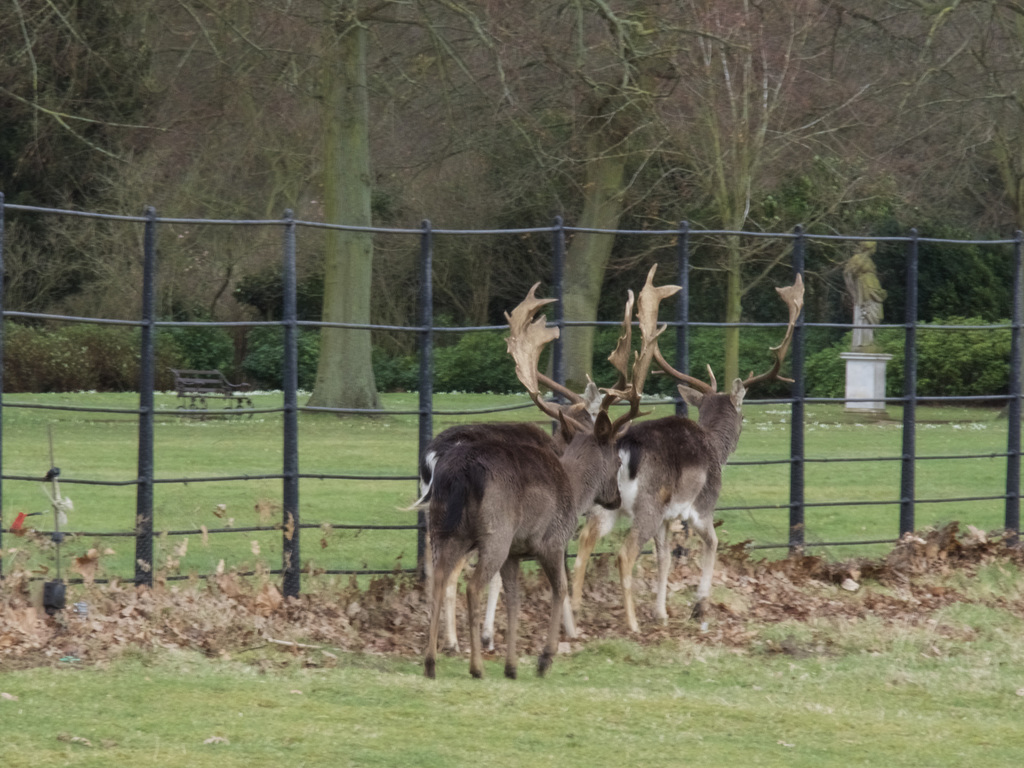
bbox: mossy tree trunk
[562,135,629,392]
[307,13,381,411]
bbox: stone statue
[843,240,886,350]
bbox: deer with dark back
[423,282,664,679]
[415,378,602,654]
[570,270,804,632]
[415,418,584,654]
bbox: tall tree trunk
[562,142,628,392]
[723,234,743,385]
[308,18,380,411]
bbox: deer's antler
[740,273,804,390]
[603,265,681,433]
[637,267,717,394]
[505,283,588,428]
[646,272,804,394]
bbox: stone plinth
[839,351,892,415]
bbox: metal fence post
[675,221,690,418]
[789,225,806,555]
[900,229,919,536]
[1006,230,1023,543]
[281,210,301,598]
[0,192,5,577]
[416,220,434,579]
[551,216,566,390]
[134,207,157,586]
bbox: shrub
[159,326,235,372]
[802,317,1011,400]
[434,331,520,393]
[373,347,418,392]
[915,317,1011,397]
[2,322,183,392]
[241,327,320,390]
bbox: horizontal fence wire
[1,199,1021,588]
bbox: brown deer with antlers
[415,381,602,654]
[570,270,804,632]
[423,281,665,679]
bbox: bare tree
[663,0,869,382]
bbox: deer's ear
[677,384,704,409]
[730,378,746,408]
[592,410,615,444]
[556,411,579,442]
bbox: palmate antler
[643,271,805,393]
[506,274,676,435]
[601,266,681,432]
[504,283,569,424]
[739,274,804,390]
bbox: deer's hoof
[470,667,483,679]
[690,600,708,621]
[504,663,517,680]
[537,651,553,677]
[424,658,436,679]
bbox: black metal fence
[1,195,1021,598]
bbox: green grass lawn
[5,394,1022,767]
[0,392,1018,581]
[2,620,1023,768]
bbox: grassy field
[3,393,1023,765]
[0,391,1017,581]
[2,600,1023,767]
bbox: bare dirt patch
[3,522,1022,669]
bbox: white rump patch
[407,449,438,507]
[617,448,638,518]
[588,505,621,537]
[663,499,698,525]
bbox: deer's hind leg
[689,509,719,620]
[426,538,472,678]
[536,550,568,677]
[481,571,503,652]
[653,520,673,624]
[498,559,521,679]
[571,506,617,612]
[442,552,470,653]
[465,543,506,679]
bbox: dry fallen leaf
[204,736,230,745]
[250,540,261,556]
[1,692,18,701]
[213,504,227,518]
[840,578,860,592]
[254,582,283,617]
[72,549,103,584]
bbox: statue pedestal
[840,351,892,415]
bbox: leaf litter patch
[2,522,1022,669]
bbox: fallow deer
[416,380,601,654]
[416,422,570,654]
[423,282,665,679]
[570,270,804,633]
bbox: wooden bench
[170,368,254,417]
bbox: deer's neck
[699,413,742,466]
[560,438,604,510]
